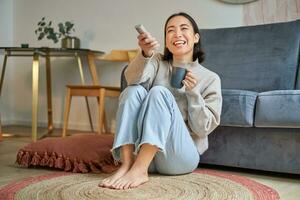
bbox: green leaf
[48,28,54,34]
[58,23,65,35]
[65,21,72,27]
[38,32,45,40]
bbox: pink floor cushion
[16,134,119,173]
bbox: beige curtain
[244,0,300,25]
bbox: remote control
[135,24,148,34]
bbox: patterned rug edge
[194,169,280,200]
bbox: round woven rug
[0,169,280,200]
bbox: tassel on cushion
[64,157,72,172]
[89,161,101,173]
[78,160,89,173]
[55,154,64,169]
[40,152,49,166]
[48,152,56,167]
[20,151,31,167]
[30,152,41,166]
[16,151,24,164]
[73,159,79,173]
[99,155,120,173]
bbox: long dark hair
[163,12,205,63]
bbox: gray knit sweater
[125,51,222,154]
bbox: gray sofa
[121,19,300,174]
[199,19,300,174]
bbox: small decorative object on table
[35,17,80,49]
[21,43,29,48]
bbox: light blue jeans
[112,85,200,175]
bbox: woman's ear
[194,33,200,43]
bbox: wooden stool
[62,85,120,137]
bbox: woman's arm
[124,51,159,89]
[125,28,160,89]
[186,75,222,138]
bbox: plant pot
[61,37,80,49]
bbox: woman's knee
[148,86,173,101]
[120,85,148,103]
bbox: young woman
[99,12,222,190]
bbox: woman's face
[165,16,199,62]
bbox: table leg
[45,54,53,133]
[0,53,8,140]
[87,52,100,85]
[32,53,39,141]
[0,54,8,95]
[76,54,94,132]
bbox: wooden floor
[1,125,300,200]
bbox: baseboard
[1,119,115,133]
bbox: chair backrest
[98,49,138,91]
[119,50,138,91]
[120,65,128,91]
[99,49,138,62]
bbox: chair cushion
[220,89,257,127]
[16,134,119,173]
[254,90,300,128]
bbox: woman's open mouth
[173,40,187,47]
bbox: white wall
[0,0,13,124]
[244,0,300,25]
[1,0,244,132]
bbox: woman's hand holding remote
[135,25,160,58]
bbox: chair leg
[98,88,106,134]
[103,111,108,134]
[62,88,72,137]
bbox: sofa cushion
[200,19,300,92]
[220,89,257,127]
[255,90,300,128]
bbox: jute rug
[0,169,280,200]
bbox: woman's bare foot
[98,165,130,188]
[111,167,149,190]
[99,144,135,188]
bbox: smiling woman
[98,12,222,190]
[218,0,258,4]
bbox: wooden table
[0,47,105,141]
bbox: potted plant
[58,21,80,49]
[35,17,80,48]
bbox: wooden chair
[62,85,120,137]
[62,49,138,137]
